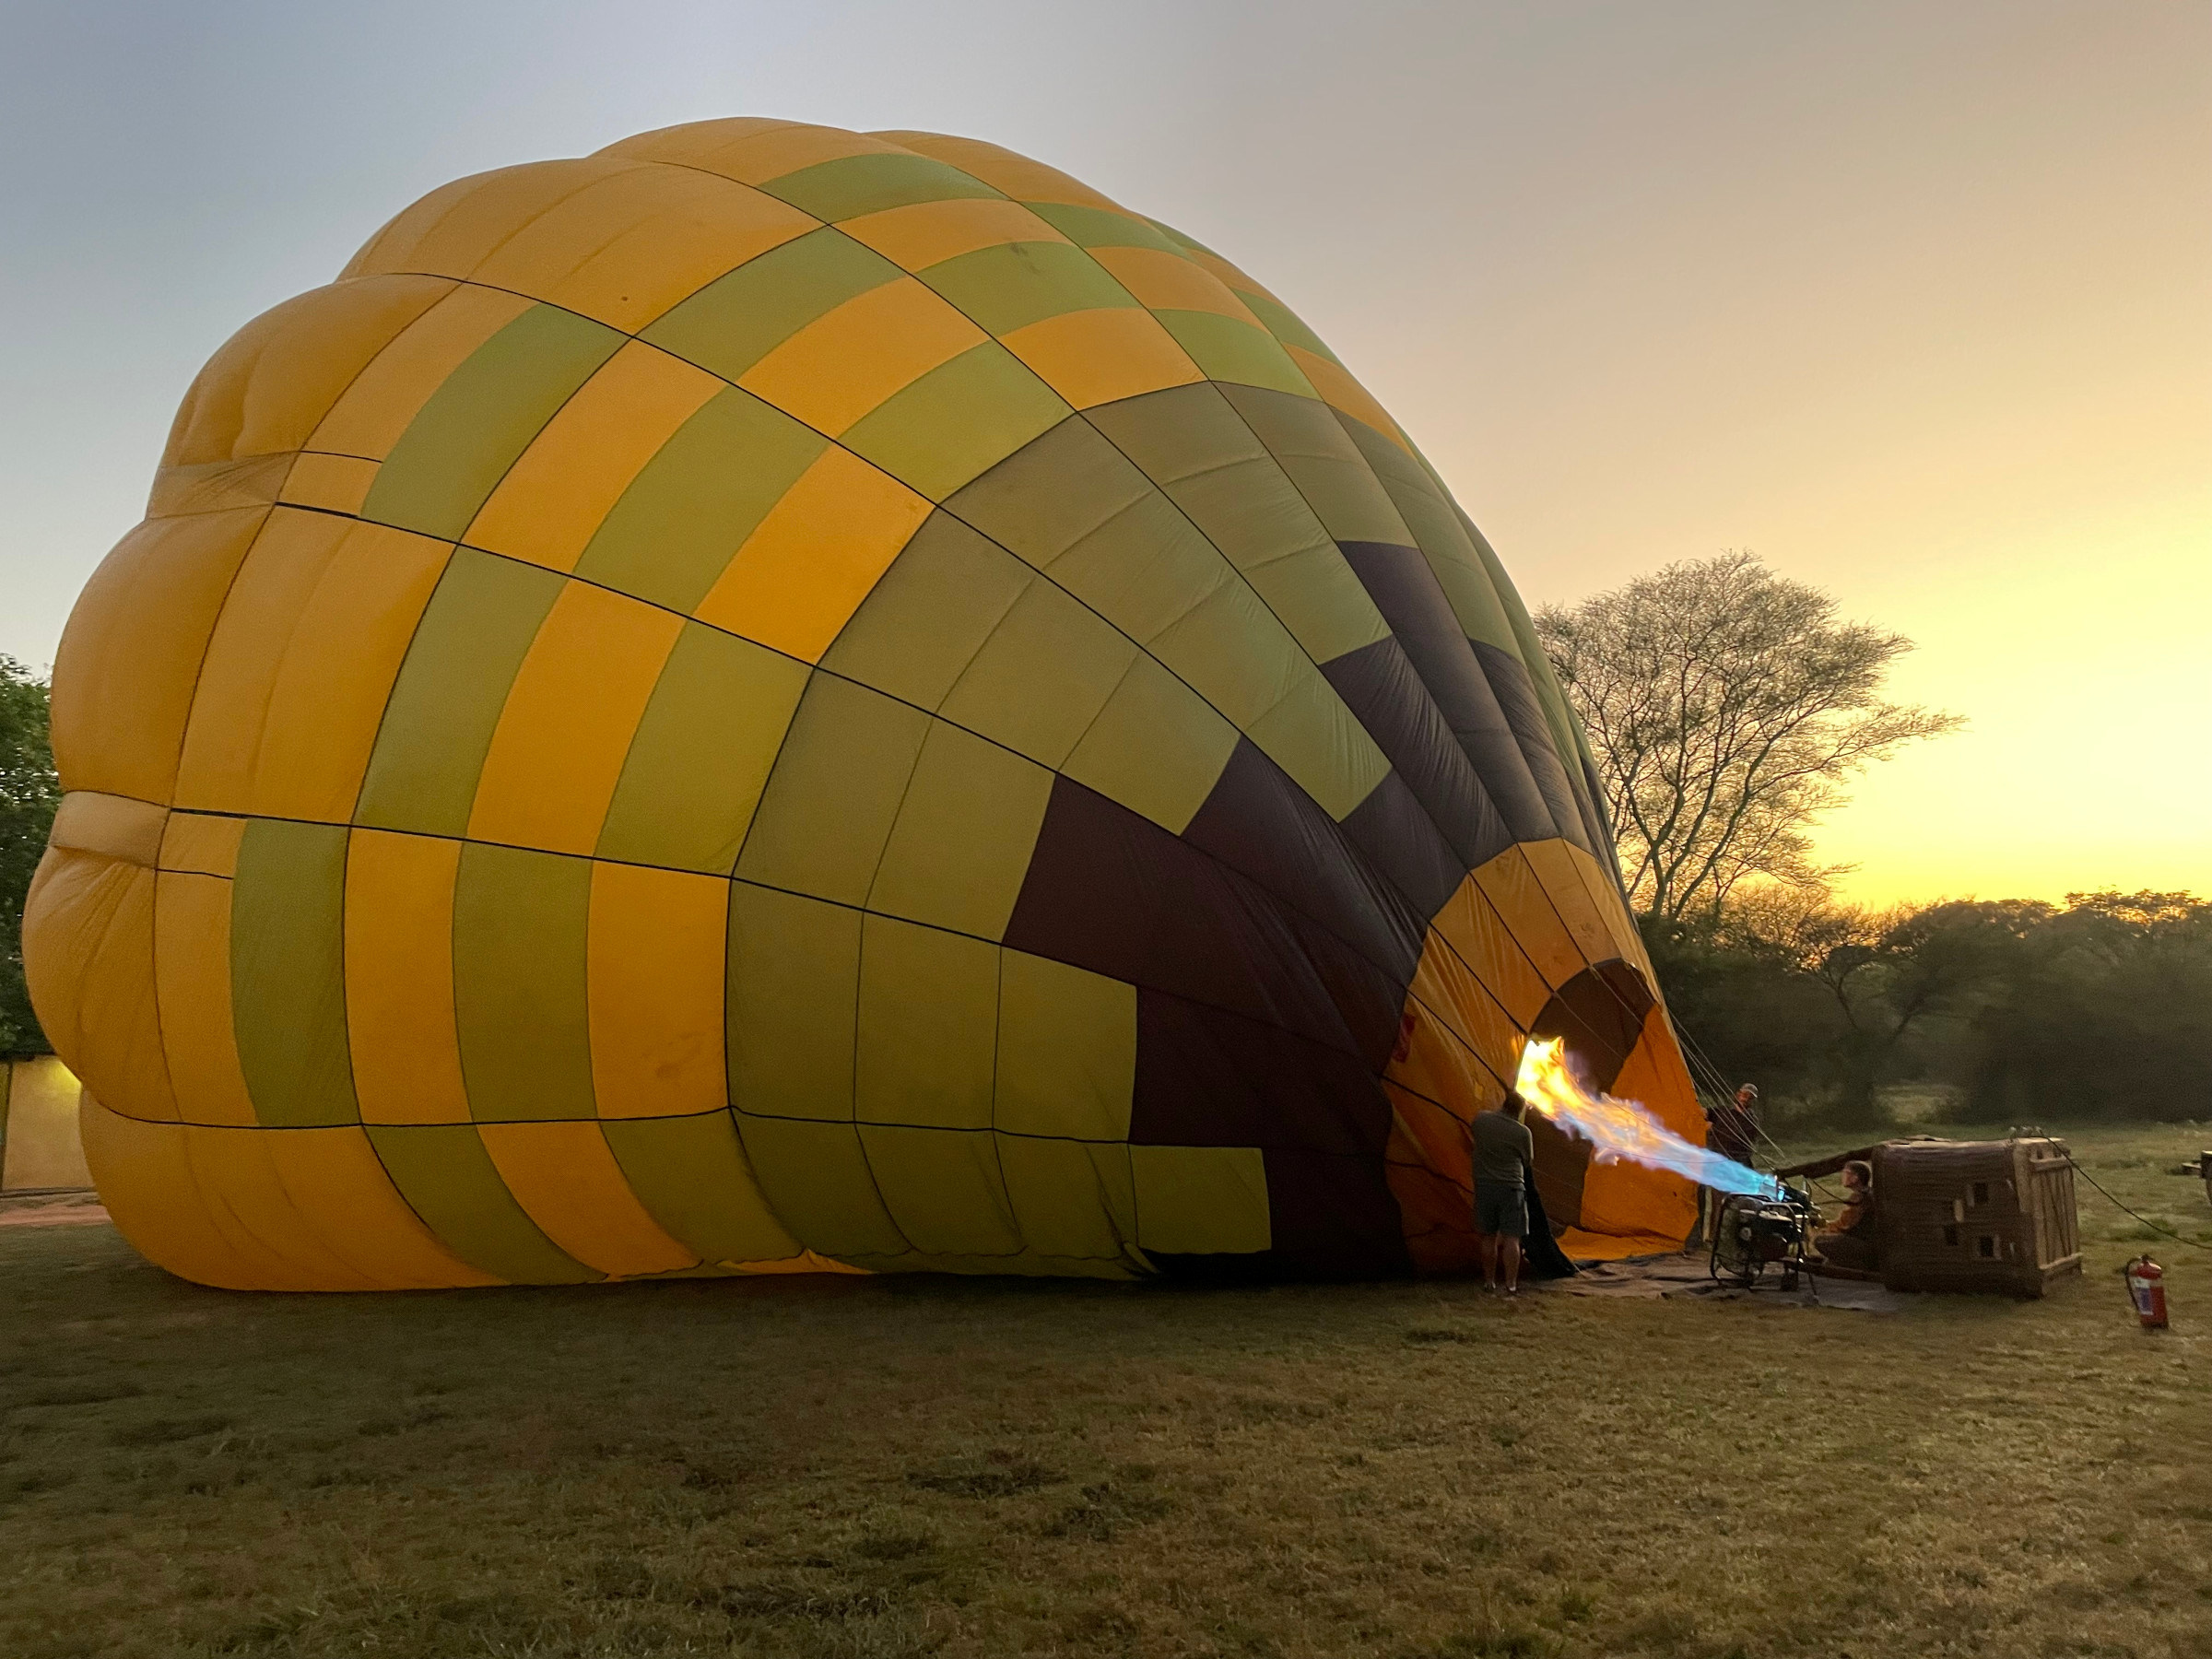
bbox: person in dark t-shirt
[1706,1084,1759,1167]
[1471,1093,1536,1297]
[1694,1083,1761,1245]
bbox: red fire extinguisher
[2124,1255,2168,1331]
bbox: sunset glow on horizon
[3,1,2204,907]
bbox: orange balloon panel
[28,120,1700,1288]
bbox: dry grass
[2,1118,2208,1659]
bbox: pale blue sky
[3,1,2206,899]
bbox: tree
[1535,552,1960,921]
[1,656,60,1053]
[1961,890,2212,1122]
[1644,883,2212,1129]
[1636,905,1847,1110]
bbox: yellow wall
[2,1056,94,1190]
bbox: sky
[2,0,2205,905]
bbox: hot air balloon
[25,119,1705,1289]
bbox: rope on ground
[2066,1158,2212,1253]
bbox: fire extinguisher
[2123,1255,2168,1331]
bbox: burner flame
[1512,1037,1782,1199]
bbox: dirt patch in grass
[0,1119,2206,1658]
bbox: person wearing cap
[1692,1084,1761,1247]
[1708,1083,1759,1167]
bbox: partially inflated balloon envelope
[26,119,1706,1289]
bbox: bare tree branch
[1535,552,1962,921]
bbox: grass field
[3,1119,2208,1659]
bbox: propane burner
[1708,1189,1818,1288]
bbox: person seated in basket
[1813,1159,1878,1270]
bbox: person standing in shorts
[1471,1092,1535,1297]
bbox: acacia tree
[1535,552,1959,921]
[1,656,59,1052]
[1730,888,2039,1118]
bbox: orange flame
[1512,1036,1779,1197]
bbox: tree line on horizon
[1536,551,2207,1129]
[0,654,58,1054]
[4,552,2203,1129]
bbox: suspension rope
[1667,1015,1846,1201]
[2066,1158,2212,1253]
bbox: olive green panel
[1020,202,1182,253]
[1129,1145,1273,1254]
[955,431,1256,699]
[726,882,858,1122]
[957,419,1358,805]
[1041,488,1231,650]
[1333,411,1520,653]
[640,227,903,382]
[366,1124,600,1284]
[734,675,929,906]
[857,1125,1022,1256]
[1146,218,1218,256]
[362,305,625,541]
[1154,310,1316,399]
[596,624,812,874]
[854,914,997,1129]
[1084,381,1257,489]
[1088,385,1387,665]
[1150,579,1391,820]
[1088,382,1335,571]
[1245,665,1397,822]
[452,842,595,1123]
[918,241,1138,335]
[997,1136,1142,1264]
[937,576,1137,769]
[230,818,358,1127]
[841,345,1070,501]
[575,386,827,615]
[600,1112,806,1265]
[1220,384,1418,550]
[1144,576,1294,731]
[819,512,1034,712]
[1240,541,1394,666]
[1061,653,1239,835]
[1235,288,1337,362]
[947,411,1151,571]
[866,723,1053,939]
[994,951,1134,1141]
[759,152,1004,221]
[1455,503,1562,688]
[733,1113,910,1257]
[354,548,564,836]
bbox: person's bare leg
[1477,1231,1498,1289]
[1502,1236,1523,1295]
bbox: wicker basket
[1872,1136,2081,1297]
[1775,1135,2084,1298]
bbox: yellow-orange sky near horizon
[1309,6,2212,908]
[1,1,2204,906]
